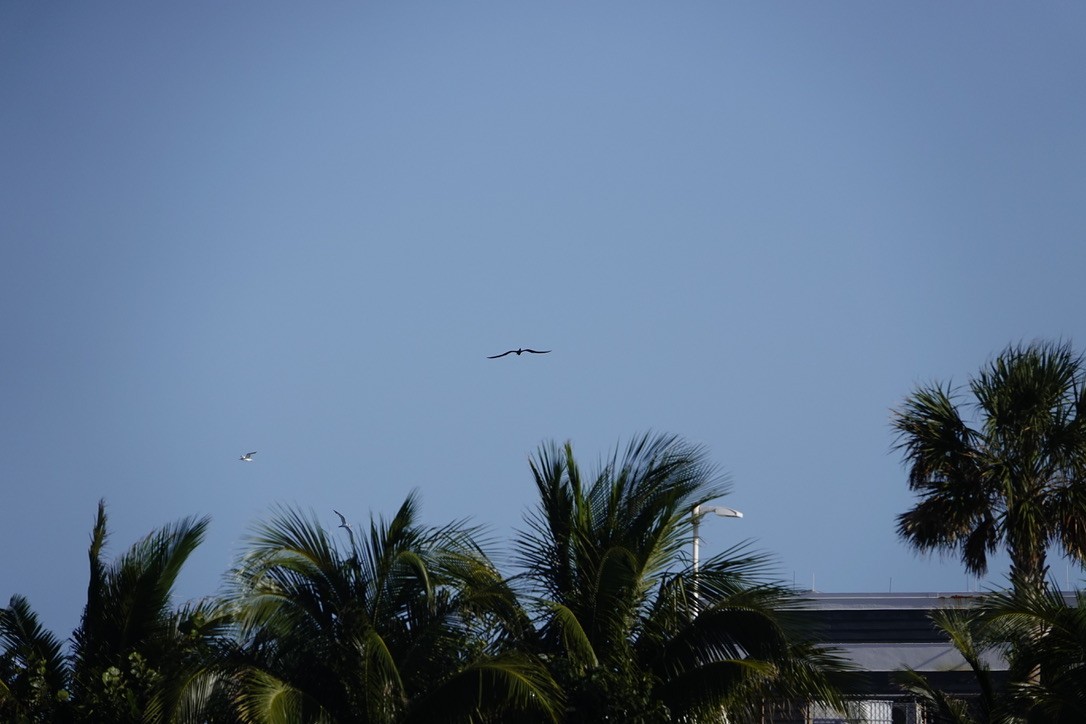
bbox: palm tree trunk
[1007,539,1049,695]
[1008,550,1047,598]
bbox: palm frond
[241,505,340,580]
[100,513,210,650]
[896,667,977,724]
[0,594,70,715]
[234,668,332,724]
[357,625,405,704]
[71,500,110,668]
[0,595,67,679]
[405,653,563,724]
[978,585,1086,719]
[540,600,598,670]
[656,657,776,720]
[928,607,996,720]
[145,668,225,724]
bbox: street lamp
[692,504,743,573]
[692,503,743,610]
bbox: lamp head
[706,506,743,519]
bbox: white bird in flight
[334,509,357,549]
[239,451,257,462]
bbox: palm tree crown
[226,492,560,723]
[516,433,847,723]
[0,500,222,723]
[893,340,1086,592]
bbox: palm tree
[0,501,227,723]
[225,492,561,723]
[981,584,1086,723]
[515,433,848,723]
[71,501,230,723]
[892,340,1086,594]
[897,584,1086,724]
[896,607,999,724]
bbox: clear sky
[3,2,1085,638]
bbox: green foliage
[892,342,1086,723]
[896,607,998,724]
[983,585,1086,722]
[0,595,70,723]
[0,501,227,723]
[226,492,561,723]
[17,428,1033,721]
[898,584,1086,724]
[516,433,850,722]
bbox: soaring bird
[487,348,551,359]
[334,509,357,549]
[239,451,257,462]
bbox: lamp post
[692,503,743,609]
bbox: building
[791,592,1000,724]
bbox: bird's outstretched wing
[523,349,551,355]
[487,350,515,359]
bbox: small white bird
[239,451,257,462]
[334,509,357,549]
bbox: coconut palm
[516,433,848,723]
[0,501,227,723]
[226,492,561,723]
[896,607,999,724]
[980,584,1086,723]
[893,341,1086,594]
[897,583,1086,724]
[70,501,231,723]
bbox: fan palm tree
[225,492,561,724]
[516,433,848,723]
[892,340,1086,595]
[0,501,227,723]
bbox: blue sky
[3,2,1085,638]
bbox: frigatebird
[239,451,257,462]
[487,348,551,359]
